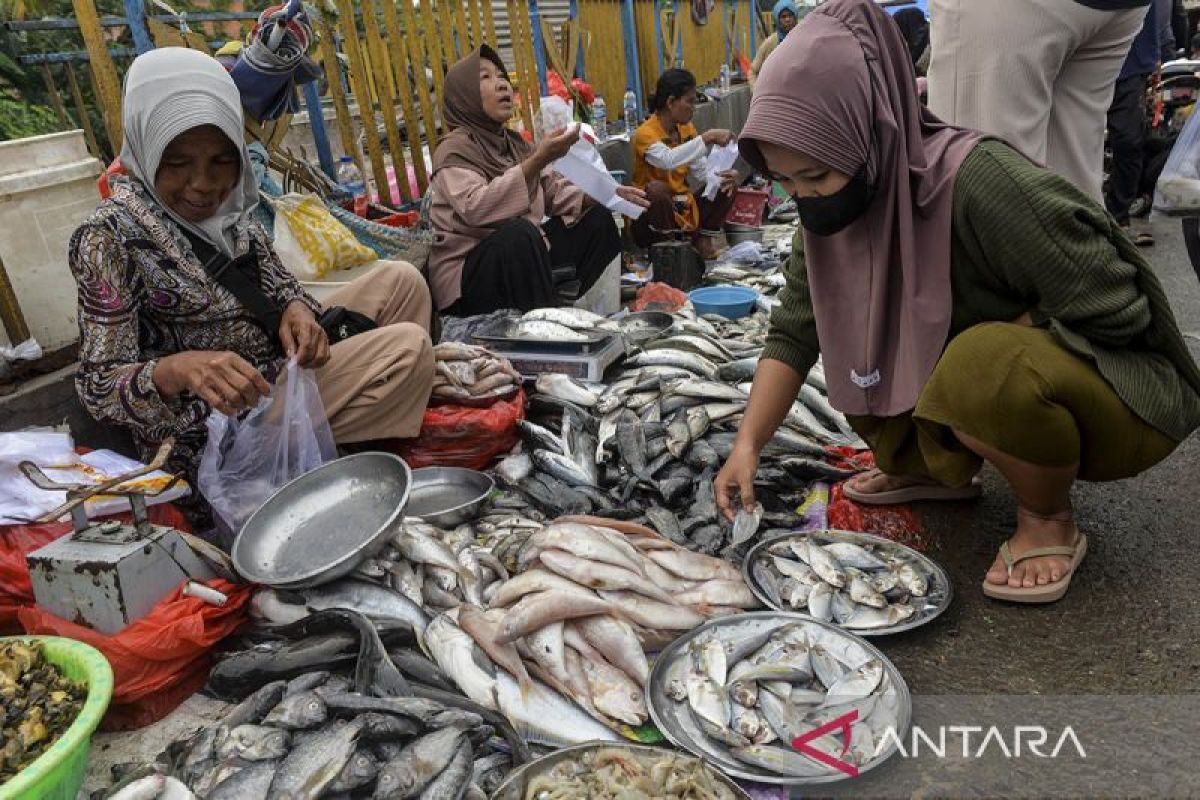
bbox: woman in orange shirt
[631,69,739,257]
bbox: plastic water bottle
[593,95,608,142]
[336,156,367,215]
[719,63,731,93]
[623,87,638,138]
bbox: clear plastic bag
[197,359,336,544]
[1154,108,1200,215]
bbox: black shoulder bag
[183,231,377,345]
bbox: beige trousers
[315,260,434,443]
[927,0,1146,200]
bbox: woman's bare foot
[845,468,940,496]
[985,508,1079,589]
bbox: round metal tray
[647,611,911,787]
[232,452,410,588]
[489,741,752,800]
[742,529,952,636]
[406,467,495,528]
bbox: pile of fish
[102,668,519,799]
[665,619,901,779]
[430,342,522,406]
[503,745,744,800]
[1,639,85,782]
[493,306,865,558]
[430,520,761,736]
[505,307,619,342]
[748,534,932,631]
[250,517,519,627]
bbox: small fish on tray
[649,613,910,785]
[744,531,951,635]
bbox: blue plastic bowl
[689,285,760,320]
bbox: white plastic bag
[197,359,336,543]
[1154,109,1200,215]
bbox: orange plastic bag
[396,389,526,470]
[19,578,252,730]
[631,282,689,313]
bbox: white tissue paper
[702,141,740,201]
[553,131,645,219]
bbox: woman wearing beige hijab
[714,0,1200,602]
[429,45,647,315]
[69,47,434,529]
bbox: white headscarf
[119,47,258,257]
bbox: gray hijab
[119,47,258,257]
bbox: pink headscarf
[739,0,980,417]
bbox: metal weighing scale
[472,317,628,382]
[23,438,215,634]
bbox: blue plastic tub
[689,285,760,320]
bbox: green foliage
[0,96,61,140]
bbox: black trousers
[1105,73,1148,226]
[450,205,621,316]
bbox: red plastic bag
[19,578,252,730]
[631,282,689,313]
[827,480,930,553]
[0,504,191,605]
[396,389,525,470]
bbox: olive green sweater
[763,139,1200,442]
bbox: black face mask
[794,164,876,237]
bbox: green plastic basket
[0,636,114,800]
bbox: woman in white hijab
[69,48,435,527]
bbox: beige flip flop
[981,533,1088,604]
[842,468,983,505]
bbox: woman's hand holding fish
[714,358,811,520]
[715,443,760,521]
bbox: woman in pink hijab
[714,0,1200,603]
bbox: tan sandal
[842,468,982,505]
[982,509,1088,604]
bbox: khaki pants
[928,0,1146,200]
[314,261,435,443]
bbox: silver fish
[823,659,884,704]
[805,543,847,588]
[628,349,719,378]
[574,616,649,686]
[538,548,674,603]
[846,603,917,629]
[806,582,834,622]
[214,724,291,761]
[418,740,474,799]
[535,373,599,406]
[207,761,276,800]
[823,542,890,572]
[262,690,327,731]
[270,717,363,799]
[523,306,616,331]
[531,449,598,487]
[516,320,590,341]
[810,644,849,689]
[894,562,929,596]
[292,579,431,636]
[730,502,764,548]
[495,453,533,486]
[373,726,466,799]
[847,572,887,609]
